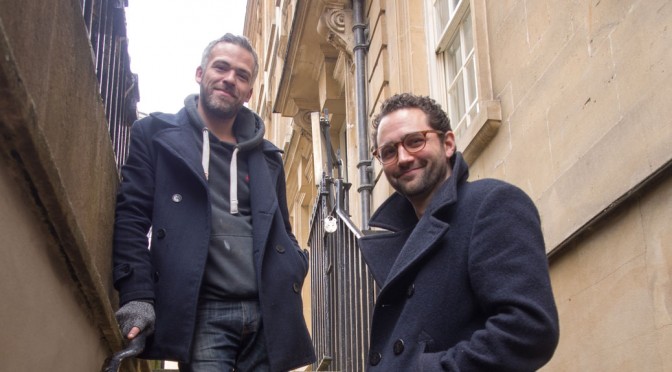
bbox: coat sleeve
[112,119,157,305]
[421,183,559,371]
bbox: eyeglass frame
[372,129,445,165]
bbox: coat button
[156,228,166,239]
[275,244,286,253]
[369,351,382,366]
[292,282,301,293]
[407,284,415,298]
[153,271,160,283]
[393,339,405,355]
[171,194,182,202]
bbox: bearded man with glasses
[360,93,559,371]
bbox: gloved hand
[115,300,155,339]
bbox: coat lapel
[154,124,208,186]
[359,230,407,286]
[364,154,470,291]
[383,216,450,288]
[248,150,278,260]
[359,193,415,286]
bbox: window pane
[434,0,462,35]
[448,83,459,126]
[448,69,466,127]
[434,0,450,35]
[433,0,479,131]
[449,0,460,15]
[462,10,473,53]
[456,73,466,123]
[465,56,477,109]
[446,35,462,81]
[464,57,477,127]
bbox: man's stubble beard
[201,86,241,120]
[391,157,450,201]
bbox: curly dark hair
[371,93,452,149]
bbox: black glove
[115,300,155,337]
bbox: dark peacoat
[359,153,559,371]
[112,106,316,371]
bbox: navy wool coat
[112,108,316,371]
[359,153,559,371]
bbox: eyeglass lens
[378,131,431,163]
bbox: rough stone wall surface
[546,169,672,371]
[0,0,145,371]
[0,159,110,371]
[473,0,672,251]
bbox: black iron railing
[81,0,138,171]
[308,112,378,371]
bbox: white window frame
[426,0,502,164]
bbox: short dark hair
[200,33,259,83]
[371,93,452,149]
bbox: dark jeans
[179,299,270,372]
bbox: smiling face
[195,42,255,120]
[376,107,456,215]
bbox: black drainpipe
[352,0,372,230]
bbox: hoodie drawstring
[202,128,239,215]
[202,128,210,180]
[230,147,239,215]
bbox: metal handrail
[309,111,376,371]
[101,333,147,372]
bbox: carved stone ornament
[317,3,355,57]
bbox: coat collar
[368,152,469,231]
[151,109,209,185]
[149,108,282,187]
[362,153,470,288]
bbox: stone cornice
[317,0,354,58]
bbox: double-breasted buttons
[369,351,382,366]
[156,228,166,239]
[292,282,301,293]
[393,339,405,355]
[406,284,415,298]
[275,244,286,253]
[171,194,182,202]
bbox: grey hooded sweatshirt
[185,94,264,300]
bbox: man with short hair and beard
[112,33,315,371]
[359,93,559,371]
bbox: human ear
[195,66,203,84]
[244,87,253,102]
[443,131,456,158]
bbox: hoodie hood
[184,94,265,152]
[184,94,266,214]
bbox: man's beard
[200,85,241,119]
[390,158,450,200]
